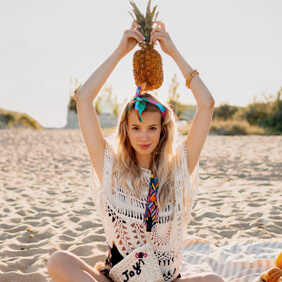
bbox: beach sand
[0,129,281,281]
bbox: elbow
[75,91,89,103]
[75,90,84,102]
[75,88,95,103]
[209,97,215,108]
[199,97,215,109]
[206,94,215,108]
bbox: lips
[139,144,151,149]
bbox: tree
[213,104,239,121]
[95,97,102,115]
[258,87,282,133]
[103,84,113,101]
[68,78,81,113]
[168,74,182,117]
[101,84,120,116]
[112,94,120,116]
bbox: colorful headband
[126,84,166,122]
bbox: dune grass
[209,119,266,135]
[178,119,267,136]
[0,108,43,130]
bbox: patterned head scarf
[126,84,166,122]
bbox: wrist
[114,47,127,60]
[170,47,182,62]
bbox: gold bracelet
[186,70,198,88]
[186,70,199,88]
[185,70,199,89]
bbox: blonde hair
[111,93,178,208]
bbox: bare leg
[47,250,111,282]
[174,273,224,282]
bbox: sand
[0,129,281,281]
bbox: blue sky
[0,0,281,128]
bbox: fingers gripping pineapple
[129,0,163,91]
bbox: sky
[0,0,282,128]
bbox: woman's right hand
[117,21,146,56]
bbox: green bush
[0,109,42,130]
[244,102,271,125]
[68,95,77,113]
[213,104,239,120]
[257,89,282,134]
[211,87,282,135]
[210,120,265,135]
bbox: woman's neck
[136,154,152,170]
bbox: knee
[202,273,224,282]
[47,250,71,278]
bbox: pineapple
[129,0,163,91]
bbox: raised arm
[173,50,215,176]
[75,21,145,183]
[150,21,215,176]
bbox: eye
[132,127,139,131]
[150,127,157,131]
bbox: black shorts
[101,244,181,279]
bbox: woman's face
[127,110,162,157]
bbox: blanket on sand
[181,237,282,282]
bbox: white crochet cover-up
[89,138,199,282]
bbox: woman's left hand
[150,21,177,57]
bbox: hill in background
[0,108,43,130]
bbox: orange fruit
[275,251,282,269]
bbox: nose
[140,130,149,141]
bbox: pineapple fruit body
[130,0,164,91]
[133,46,163,91]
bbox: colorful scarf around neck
[144,171,159,232]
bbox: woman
[47,21,223,282]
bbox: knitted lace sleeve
[89,138,114,221]
[177,140,200,226]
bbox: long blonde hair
[111,93,178,208]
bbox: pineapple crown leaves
[128,0,159,46]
